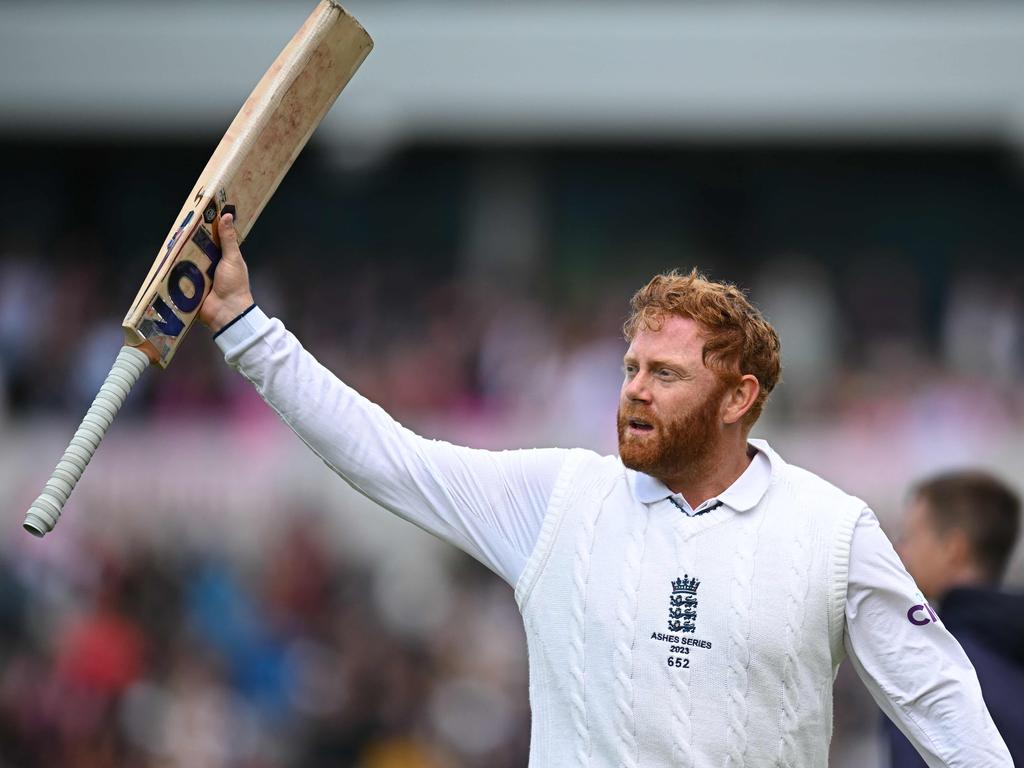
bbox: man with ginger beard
[617,361,733,489]
[201,211,1010,767]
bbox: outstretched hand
[199,211,254,333]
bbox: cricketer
[198,211,1011,767]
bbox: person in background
[890,470,1023,766]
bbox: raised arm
[200,213,570,585]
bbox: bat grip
[23,345,151,538]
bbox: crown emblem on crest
[672,575,700,595]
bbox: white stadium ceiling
[2,2,1024,149]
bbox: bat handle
[23,345,151,538]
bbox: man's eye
[657,369,677,380]
[624,365,637,376]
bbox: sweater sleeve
[843,508,1012,767]
[215,307,568,585]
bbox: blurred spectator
[754,256,840,420]
[888,470,1024,767]
[942,270,1024,386]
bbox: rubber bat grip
[23,345,150,537]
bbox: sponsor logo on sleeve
[907,592,940,626]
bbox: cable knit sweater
[514,447,859,767]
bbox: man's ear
[722,374,760,425]
[945,528,975,569]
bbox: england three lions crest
[669,575,700,633]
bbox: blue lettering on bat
[168,261,205,314]
[148,296,185,337]
[191,226,223,279]
[166,210,195,253]
[141,220,224,345]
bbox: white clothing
[513,445,857,767]
[216,307,1012,767]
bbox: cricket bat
[23,0,372,538]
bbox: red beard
[617,383,727,481]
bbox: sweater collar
[630,438,776,512]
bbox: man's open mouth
[628,419,654,432]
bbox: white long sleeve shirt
[216,307,1011,767]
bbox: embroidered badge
[651,574,713,670]
[669,574,700,633]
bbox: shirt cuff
[213,305,271,354]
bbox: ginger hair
[623,268,781,427]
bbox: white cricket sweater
[514,447,859,768]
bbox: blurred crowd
[4,246,1024,445]
[0,519,530,768]
[2,146,1024,447]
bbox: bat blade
[123,0,372,366]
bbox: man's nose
[624,373,652,402]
